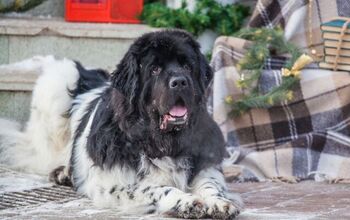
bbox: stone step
[0,58,40,123]
[0,17,157,71]
[0,18,157,123]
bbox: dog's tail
[0,119,26,167]
[0,116,71,175]
[0,56,110,175]
[0,118,54,175]
[0,56,80,175]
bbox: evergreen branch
[228,77,298,117]
[140,0,250,36]
[226,27,307,117]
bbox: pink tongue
[169,106,188,117]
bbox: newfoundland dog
[0,30,242,219]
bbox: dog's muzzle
[159,97,189,131]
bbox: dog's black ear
[111,45,140,116]
[198,53,213,94]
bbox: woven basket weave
[320,17,350,71]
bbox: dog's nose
[169,76,187,89]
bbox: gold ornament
[282,54,313,77]
[225,96,234,104]
[286,91,294,101]
[267,97,274,105]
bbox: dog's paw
[167,194,207,219]
[205,196,241,219]
[49,166,72,186]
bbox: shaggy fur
[0,30,242,219]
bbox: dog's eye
[151,65,162,75]
[151,66,162,75]
[183,64,190,71]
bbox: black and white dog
[0,30,242,219]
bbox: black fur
[70,97,100,189]
[70,30,226,186]
[49,166,72,187]
[70,62,109,98]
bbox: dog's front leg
[108,181,207,218]
[191,167,243,219]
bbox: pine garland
[225,27,313,117]
[140,0,250,36]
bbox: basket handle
[333,17,350,71]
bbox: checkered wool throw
[211,0,350,182]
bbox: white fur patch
[0,57,78,174]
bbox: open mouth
[160,98,188,131]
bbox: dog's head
[111,30,212,133]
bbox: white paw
[166,194,207,219]
[205,196,242,219]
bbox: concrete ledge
[0,18,158,71]
[0,58,41,123]
[0,18,158,122]
[0,73,37,91]
[0,17,158,39]
[0,91,31,123]
[0,75,33,122]
[0,57,41,91]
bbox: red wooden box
[65,0,143,24]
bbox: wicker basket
[319,17,350,71]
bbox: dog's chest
[139,155,191,191]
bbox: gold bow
[281,54,313,77]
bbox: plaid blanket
[249,0,350,58]
[212,0,350,182]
